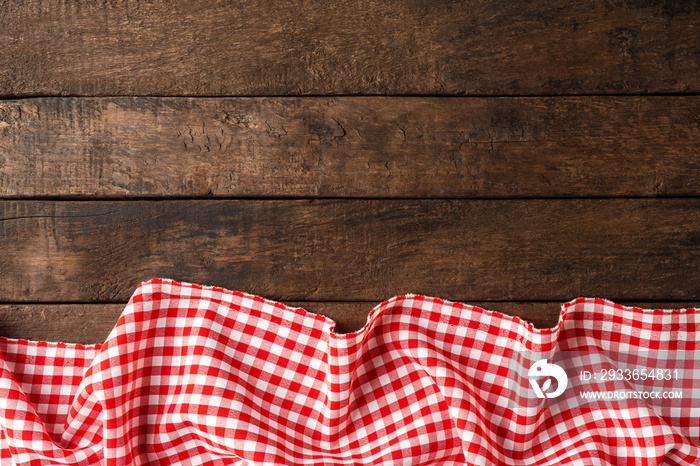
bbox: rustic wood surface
[0,199,697,304]
[3,300,699,344]
[0,1,697,344]
[0,1,698,97]
[1,97,698,198]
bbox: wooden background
[0,0,698,344]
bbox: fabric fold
[0,278,698,465]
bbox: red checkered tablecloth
[1,278,698,465]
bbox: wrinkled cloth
[0,278,698,465]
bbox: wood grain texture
[0,199,698,303]
[1,97,699,198]
[0,303,373,344]
[0,1,698,96]
[3,301,699,344]
[0,304,123,345]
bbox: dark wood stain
[0,1,697,343]
[0,199,697,304]
[0,1,698,96]
[3,300,699,344]
[0,97,698,198]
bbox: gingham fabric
[1,278,698,465]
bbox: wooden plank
[1,97,699,198]
[3,301,698,344]
[0,304,123,345]
[0,199,698,303]
[0,1,697,96]
[0,303,372,345]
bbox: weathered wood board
[3,300,698,344]
[0,199,697,304]
[0,97,698,198]
[0,1,698,96]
